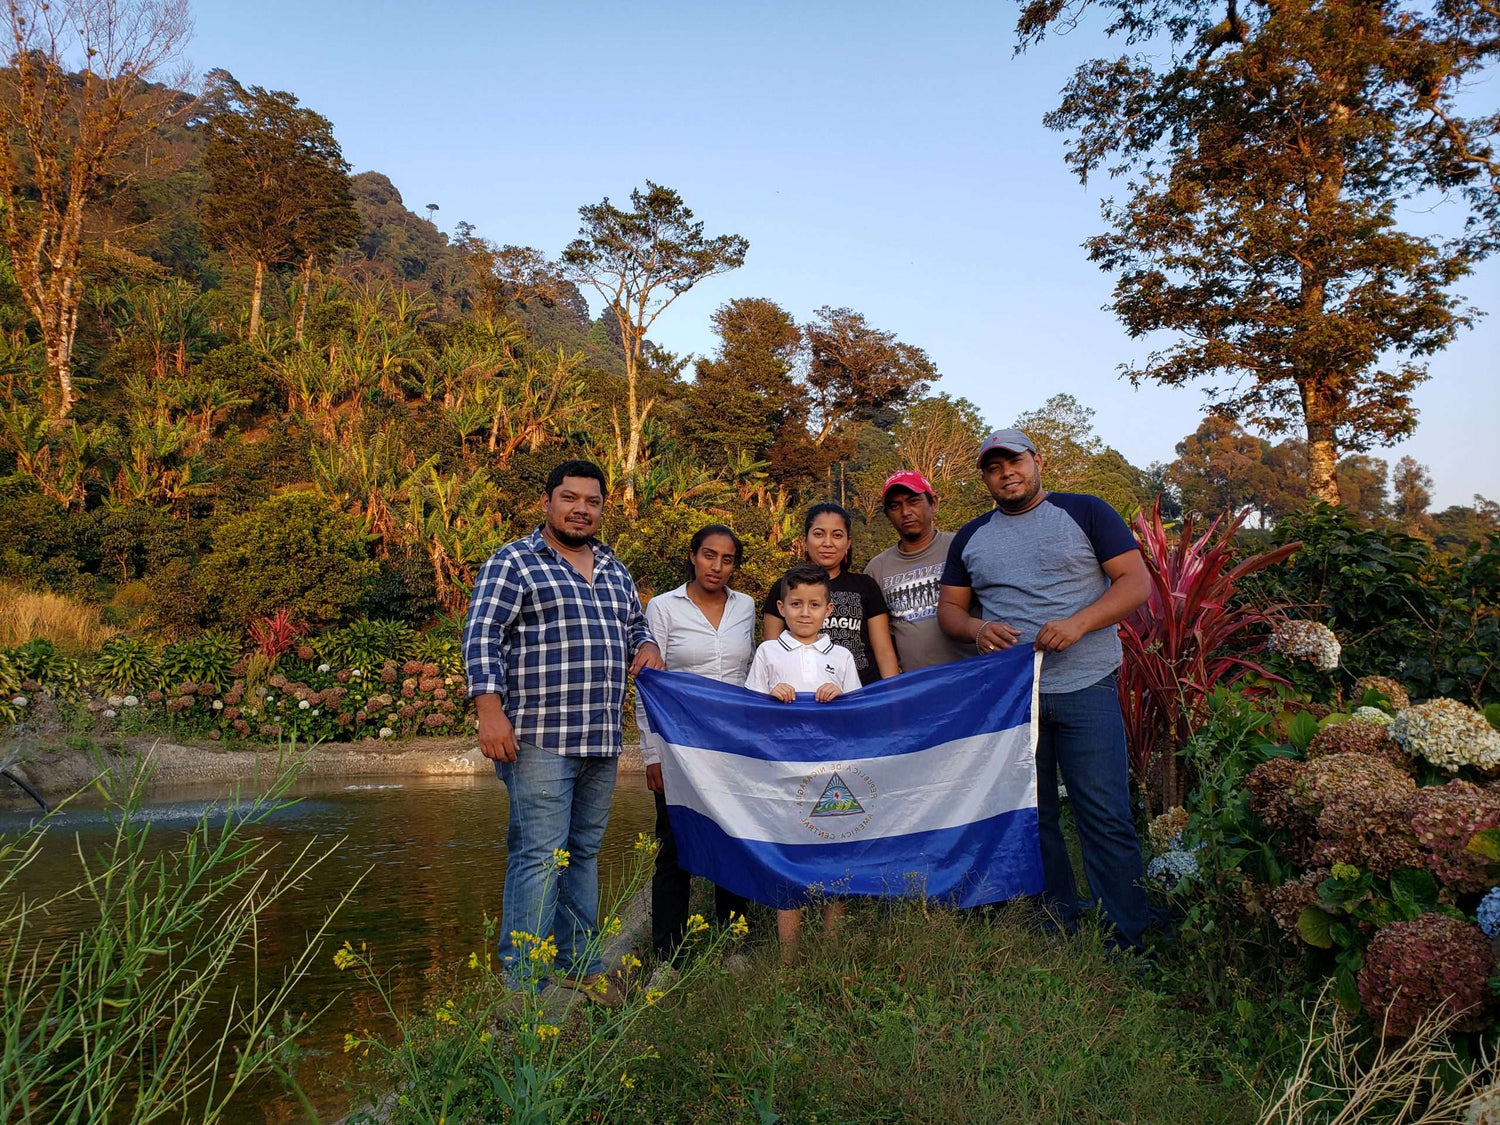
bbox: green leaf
[1388,868,1439,919]
[1485,704,1500,733]
[1298,907,1334,949]
[1235,998,1255,1022]
[1287,711,1320,753]
[1333,966,1362,1014]
[1467,829,1500,861]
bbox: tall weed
[0,582,118,652]
[0,745,352,1123]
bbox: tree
[200,74,357,338]
[1168,416,1270,518]
[0,0,192,417]
[685,297,805,460]
[1392,455,1434,528]
[1019,0,1499,503]
[1013,393,1146,513]
[560,182,747,505]
[1335,454,1390,524]
[803,306,937,444]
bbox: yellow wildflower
[536,1023,561,1041]
[479,1030,493,1045]
[435,998,457,1025]
[333,941,356,971]
[528,935,559,966]
[620,1071,636,1090]
[619,952,642,972]
[645,988,665,1007]
[343,1032,358,1054]
[686,913,709,937]
[467,951,480,970]
[728,912,750,939]
[510,929,538,946]
[633,832,660,857]
[601,915,624,939]
[551,847,571,868]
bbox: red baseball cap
[881,470,935,500]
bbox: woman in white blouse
[639,524,756,961]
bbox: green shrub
[317,618,414,671]
[94,635,163,693]
[0,649,18,723]
[0,476,87,593]
[1256,504,1500,706]
[410,629,462,676]
[159,630,239,689]
[9,639,88,701]
[200,493,377,629]
[357,546,439,624]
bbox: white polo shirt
[745,633,861,696]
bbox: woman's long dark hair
[802,502,854,573]
[685,523,744,578]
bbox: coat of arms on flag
[636,646,1044,909]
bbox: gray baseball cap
[977,429,1037,465]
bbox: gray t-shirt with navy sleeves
[940,493,1139,694]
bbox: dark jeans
[652,791,749,959]
[1035,671,1151,949]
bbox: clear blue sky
[190,0,1499,509]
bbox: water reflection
[0,771,658,1123]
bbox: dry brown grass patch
[0,582,118,652]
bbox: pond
[0,771,659,1123]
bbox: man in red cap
[863,470,974,670]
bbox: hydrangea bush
[1270,619,1342,672]
[1170,679,1500,1039]
[1390,698,1500,772]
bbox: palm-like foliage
[1118,498,1301,810]
[487,346,593,464]
[108,281,215,379]
[309,426,437,545]
[400,468,509,613]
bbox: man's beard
[549,522,593,548]
[996,476,1042,513]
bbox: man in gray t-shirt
[864,470,973,671]
[938,429,1152,948]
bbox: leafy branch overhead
[1017,0,1500,504]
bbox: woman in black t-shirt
[761,503,900,686]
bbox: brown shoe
[558,972,623,1008]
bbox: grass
[0,581,118,652]
[606,900,1259,1125]
[0,744,351,1123]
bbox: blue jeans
[1035,672,1150,948]
[495,744,618,980]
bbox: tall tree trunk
[623,342,641,508]
[47,337,75,418]
[249,259,266,337]
[1301,376,1341,504]
[294,255,313,343]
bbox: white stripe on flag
[660,724,1037,847]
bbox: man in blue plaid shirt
[463,459,663,1004]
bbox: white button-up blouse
[636,583,756,766]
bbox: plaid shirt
[462,527,655,757]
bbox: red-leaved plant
[1120,498,1301,811]
[247,608,308,663]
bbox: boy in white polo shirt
[745,562,862,961]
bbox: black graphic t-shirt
[762,570,890,685]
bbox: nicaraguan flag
[635,647,1043,909]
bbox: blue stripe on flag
[637,644,1034,763]
[667,804,1043,909]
